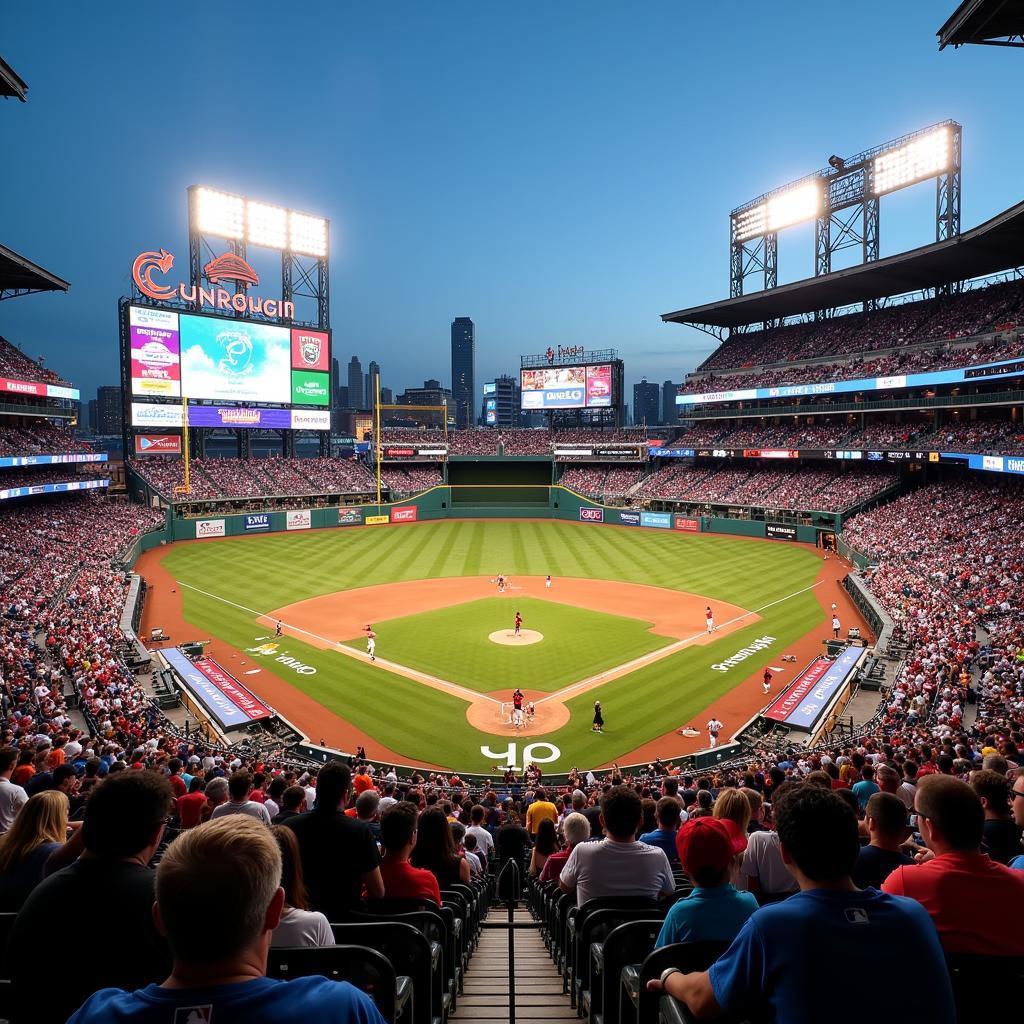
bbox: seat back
[637,941,731,1023]
[596,919,664,1024]
[0,912,17,982]
[267,944,397,1022]
[945,954,1024,1024]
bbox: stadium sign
[579,507,604,522]
[0,453,107,468]
[767,647,863,730]
[545,344,585,363]
[286,509,312,531]
[134,434,181,455]
[366,514,389,525]
[0,478,109,502]
[618,510,641,526]
[711,635,777,673]
[391,505,418,523]
[338,508,364,526]
[640,512,672,529]
[132,248,296,319]
[766,523,797,541]
[674,516,699,531]
[195,519,225,538]
[245,514,270,532]
[0,376,79,401]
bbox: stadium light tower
[186,185,330,329]
[728,122,961,309]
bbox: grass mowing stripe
[425,522,465,578]
[461,522,487,577]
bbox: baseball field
[140,519,855,772]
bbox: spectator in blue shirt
[1011,769,1024,870]
[647,785,954,1024]
[639,797,685,863]
[67,816,387,1024]
[655,817,757,947]
[851,765,880,811]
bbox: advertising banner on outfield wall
[195,519,225,538]
[766,523,798,541]
[245,514,270,532]
[286,509,312,531]
[391,505,418,523]
[579,507,604,522]
[366,514,389,525]
[618,510,641,526]
[674,516,700,531]
[640,512,672,529]
[338,508,364,526]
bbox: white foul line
[535,581,823,705]
[174,580,502,705]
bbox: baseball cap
[675,818,748,876]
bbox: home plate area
[488,628,544,646]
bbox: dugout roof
[0,242,70,300]
[662,199,1024,330]
[937,0,1024,48]
[0,56,28,101]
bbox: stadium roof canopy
[662,199,1024,330]
[0,56,28,101]
[0,242,70,301]
[937,0,1024,48]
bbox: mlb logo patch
[174,1006,212,1024]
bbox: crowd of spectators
[379,465,444,492]
[0,336,71,386]
[379,427,655,456]
[0,467,109,494]
[129,457,375,502]
[0,423,92,456]
[696,279,1024,372]
[559,465,643,497]
[636,464,897,511]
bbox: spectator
[655,817,758,947]
[355,789,382,844]
[883,775,1024,954]
[410,806,471,887]
[528,818,559,878]
[204,776,229,816]
[67,817,386,1024]
[739,784,798,898]
[0,747,28,834]
[559,786,674,907]
[176,776,208,829]
[378,801,441,904]
[8,771,174,1024]
[852,792,913,889]
[639,795,685,864]
[648,786,954,1024]
[269,825,333,947]
[0,791,71,910]
[971,769,1022,865]
[211,771,274,825]
[496,809,532,870]
[851,765,879,811]
[284,761,383,918]
[540,811,589,883]
[1010,769,1024,870]
[466,804,495,860]
[526,786,558,835]
[272,785,307,824]
[713,788,752,886]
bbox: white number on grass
[480,742,561,767]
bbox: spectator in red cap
[654,817,757,947]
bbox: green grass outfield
[340,597,672,692]
[160,520,824,771]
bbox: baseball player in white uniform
[707,717,723,748]
[367,635,376,661]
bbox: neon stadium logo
[132,248,295,319]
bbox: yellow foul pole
[181,395,191,493]
[375,374,382,509]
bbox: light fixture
[195,187,245,239]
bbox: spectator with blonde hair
[714,789,752,885]
[0,790,71,910]
[68,817,386,1023]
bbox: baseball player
[366,631,376,662]
[705,606,715,633]
[525,700,536,720]
[707,717,723,748]
[545,575,552,589]
[514,611,523,637]
[497,573,506,593]
[763,667,773,695]
[274,620,282,637]
[512,687,525,729]
[832,615,841,639]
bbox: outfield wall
[161,486,826,545]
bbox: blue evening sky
[2,2,1022,409]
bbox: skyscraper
[96,386,123,435]
[662,380,677,426]
[368,360,381,408]
[331,357,340,407]
[632,378,660,427]
[450,318,475,429]
[347,356,363,409]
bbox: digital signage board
[520,363,613,410]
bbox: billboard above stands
[650,447,695,458]
[0,453,107,468]
[640,511,672,529]
[678,355,1024,406]
[130,305,181,397]
[131,403,330,431]
[290,370,330,405]
[520,363,613,410]
[0,376,80,401]
[0,478,109,502]
[134,434,181,455]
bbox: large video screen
[128,306,330,406]
[520,364,613,410]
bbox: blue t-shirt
[708,888,954,1024]
[639,828,679,864]
[656,885,758,948]
[851,780,879,810]
[1011,854,1024,871]
[67,975,387,1024]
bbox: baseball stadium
[2,4,1024,1023]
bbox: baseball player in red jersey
[512,687,525,729]
[705,606,715,633]
[514,611,523,636]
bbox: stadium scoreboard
[519,348,623,413]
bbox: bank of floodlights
[192,186,329,257]
[871,125,951,196]
[734,181,823,243]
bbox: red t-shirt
[176,791,209,829]
[539,849,571,884]
[882,851,1024,956]
[168,775,187,799]
[379,857,441,904]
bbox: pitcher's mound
[489,629,544,646]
